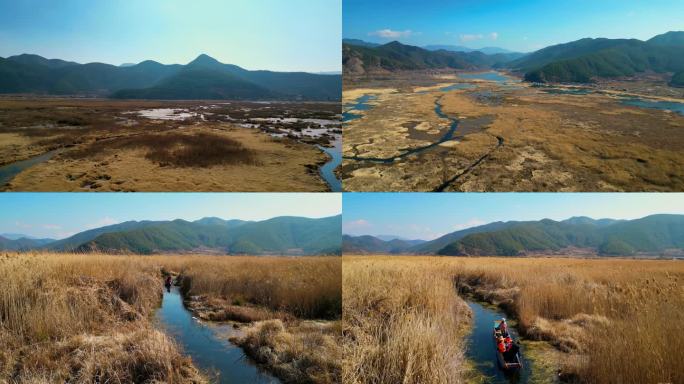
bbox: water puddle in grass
[619,97,684,116]
[0,149,62,187]
[343,94,378,121]
[156,286,278,384]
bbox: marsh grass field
[343,255,684,384]
[0,253,341,383]
[342,72,684,192]
[0,98,341,191]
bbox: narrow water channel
[466,301,532,384]
[0,149,62,186]
[155,287,279,384]
[317,135,342,192]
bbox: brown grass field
[0,98,338,191]
[343,256,684,384]
[342,73,684,192]
[0,253,341,384]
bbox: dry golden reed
[343,256,471,384]
[344,255,684,384]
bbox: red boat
[493,321,523,370]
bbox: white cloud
[452,218,486,231]
[369,29,413,39]
[14,221,32,229]
[459,33,483,42]
[343,219,372,232]
[490,32,499,40]
[42,224,61,230]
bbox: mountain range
[343,41,523,75]
[343,214,684,257]
[0,53,341,101]
[343,31,684,85]
[0,215,342,255]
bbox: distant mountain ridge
[343,214,684,257]
[1,215,342,255]
[343,41,522,75]
[510,31,684,83]
[0,53,341,101]
[343,32,684,86]
[0,235,55,250]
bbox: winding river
[155,287,279,384]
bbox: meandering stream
[317,135,342,192]
[155,287,279,383]
[0,149,62,187]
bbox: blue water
[439,83,477,92]
[343,94,378,122]
[317,137,342,192]
[0,149,61,187]
[156,287,279,384]
[539,88,592,95]
[620,97,684,116]
[467,301,532,384]
[459,71,511,83]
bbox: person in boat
[504,335,513,350]
[164,275,173,292]
[497,336,506,353]
[496,318,509,337]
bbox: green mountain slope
[437,214,684,256]
[342,235,418,254]
[72,215,341,255]
[509,31,684,83]
[0,53,341,101]
[343,41,519,75]
[112,68,276,100]
[647,31,684,46]
[0,235,54,250]
[671,71,684,87]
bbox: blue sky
[0,0,341,72]
[0,193,341,239]
[343,193,684,240]
[344,0,684,52]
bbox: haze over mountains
[0,53,341,101]
[0,215,342,255]
[343,31,684,85]
[343,214,684,257]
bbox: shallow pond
[343,94,378,122]
[156,287,279,383]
